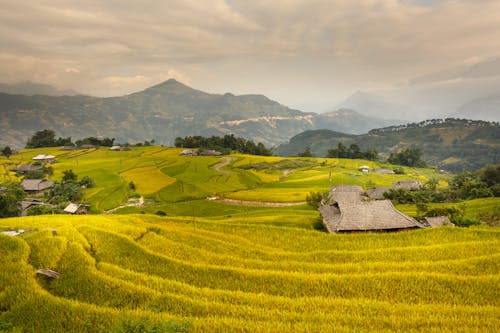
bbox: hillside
[0,80,397,148]
[275,119,500,172]
[0,214,499,332]
[454,94,500,122]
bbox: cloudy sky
[1,0,499,112]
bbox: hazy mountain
[0,81,79,96]
[275,119,500,172]
[453,94,500,122]
[336,57,500,122]
[336,91,414,120]
[313,109,404,134]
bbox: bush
[155,210,167,216]
[27,205,55,216]
[79,175,95,188]
[306,191,328,210]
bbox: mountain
[312,109,404,134]
[0,79,399,148]
[453,94,500,122]
[336,91,415,120]
[275,119,500,172]
[0,81,78,96]
[336,57,500,122]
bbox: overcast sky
[1,0,499,112]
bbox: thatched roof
[180,149,198,156]
[320,185,421,232]
[63,203,88,214]
[422,216,454,227]
[199,150,222,156]
[14,164,43,173]
[366,187,389,200]
[32,154,55,161]
[393,180,422,190]
[372,168,395,174]
[20,179,54,192]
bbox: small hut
[319,185,421,233]
[365,187,389,200]
[372,168,395,174]
[180,149,198,156]
[32,154,56,163]
[199,150,222,156]
[13,164,43,174]
[63,203,88,214]
[421,216,454,228]
[20,179,54,193]
[392,180,422,190]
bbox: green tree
[388,147,426,167]
[79,175,95,188]
[62,169,78,183]
[1,146,12,158]
[0,182,25,217]
[297,147,313,157]
[26,129,57,148]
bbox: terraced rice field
[0,215,498,332]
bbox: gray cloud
[0,0,499,110]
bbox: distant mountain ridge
[0,79,397,148]
[275,118,500,172]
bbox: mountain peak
[141,78,195,95]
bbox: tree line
[25,129,115,148]
[174,134,272,156]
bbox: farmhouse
[358,165,370,173]
[13,164,43,174]
[366,187,389,200]
[422,216,454,228]
[180,149,198,156]
[319,185,422,233]
[20,179,54,193]
[32,154,56,163]
[392,180,422,190]
[199,150,222,156]
[20,199,54,216]
[63,203,88,214]
[372,168,395,174]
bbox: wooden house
[63,203,88,214]
[20,179,54,193]
[13,164,43,174]
[392,180,422,190]
[319,185,422,233]
[422,216,454,228]
[32,154,56,163]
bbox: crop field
[0,214,499,332]
[1,146,498,221]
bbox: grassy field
[2,146,498,222]
[0,214,499,332]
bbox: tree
[26,129,57,148]
[79,175,95,188]
[62,169,78,183]
[1,146,12,158]
[388,147,426,167]
[297,147,313,157]
[0,182,25,217]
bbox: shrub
[155,210,167,216]
[306,191,328,210]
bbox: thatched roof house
[366,187,389,200]
[372,168,395,174]
[422,216,454,228]
[392,180,422,190]
[32,154,55,163]
[20,199,54,216]
[199,150,222,156]
[180,149,198,156]
[20,179,54,193]
[13,164,43,174]
[63,203,88,214]
[319,185,421,233]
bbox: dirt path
[214,198,306,207]
[105,196,144,213]
[212,157,235,175]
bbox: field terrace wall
[320,185,422,233]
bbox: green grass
[0,214,498,332]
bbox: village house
[180,149,198,156]
[365,187,389,200]
[358,165,370,173]
[20,199,55,216]
[199,150,222,156]
[13,164,43,174]
[392,180,422,190]
[372,168,395,174]
[32,154,56,163]
[20,179,54,193]
[421,216,454,228]
[319,185,422,233]
[63,203,89,214]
